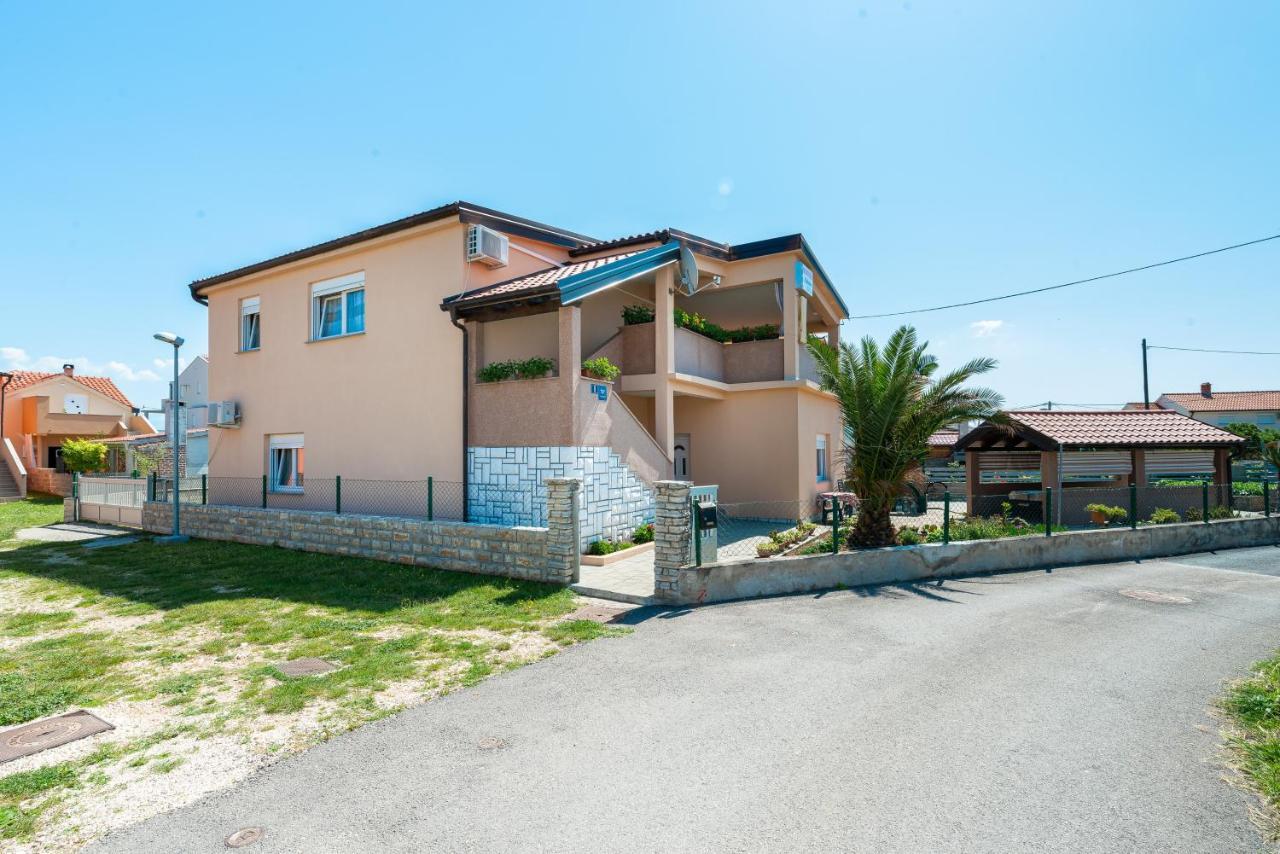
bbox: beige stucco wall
[477,313,559,369]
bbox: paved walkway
[94,546,1280,852]
[14,522,134,542]
[573,549,656,603]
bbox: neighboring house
[159,354,210,475]
[1156,383,1280,428]
[0,364,155,495]
[187,201,847,546]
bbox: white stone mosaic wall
[468,446,654,551]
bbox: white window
[64,394,87,414]
[311,273,365,340]
[268,434,304,493]
[816,434,829,482]
[240,297,261,351]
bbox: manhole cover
[0,711,114,763]
[275,658,338,678]
[1120,589,1193,605]
[226,826,264,848]
[477,736,508,751]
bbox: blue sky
[2,1,1277,411]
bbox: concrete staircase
[0,464,20,503]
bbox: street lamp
[153,332,188,543]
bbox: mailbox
[696,502,718,530]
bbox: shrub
[621,305,655,325]
[756,541,784,558]
[630,523,654,544]
[1233,482,1266,496]
[758,521,817,557]
[515,356,553,379]
[581,357,621,382]
[477,357,555,383]
[1149,507,1181,524]
[1085,503,1128,524]
[1209,504,1236,520]
[586,539,634,556]
[60,438,107,474]
[672,308,781,344]
[896,527,922,546]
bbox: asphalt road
[93,545,1280,853]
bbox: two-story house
[188,201,847,546]
[1156,384,1280,429]
[0,364,155,496]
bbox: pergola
[954,410,1245,523]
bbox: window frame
[310,273,365,341]
[240,296,261,352]
[816,434,829,483]
[268,434,305,493]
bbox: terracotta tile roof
[1159,390,1280,412]
[928,429,960,447]
[1121,401,1163,410]
[443,250,643,308]
[1005,409,1243,447]
[4,370,133,408]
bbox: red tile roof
[1121,401,1163,411]
[928,429,960,447]
[1159,390,1280,413]
[443,250,642,308]
[1005,409,1243,447]
[4,370,134,408]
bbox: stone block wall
[653,480,693,603]
[139,476,583,585]
[468,446,654,551]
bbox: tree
[1263,440,1280,479]
[60,438,108,474]
[808,326,1002,548]
[1225,423,1280,460]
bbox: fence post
[827,500,838,554]
[691,495,703,567]
[943,491,951,544]
[1266,481,1272,518]
[1202,480,1210,524]
[543,478,582,585]
[261,475,267,509]
[1044,487,1053,537]
[71,472,79,523]
[335,475,342,514]
[148,472,156,502]
[427,476,434,521]
[1129,483,1137,530]
[653,481,694,603]
[201,474,207,505]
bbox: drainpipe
[449,309,469,522]
[0,372,11,454]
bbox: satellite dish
[678,245,699,295]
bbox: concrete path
[14,522,134,542]
[93,546,1280,853]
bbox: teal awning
[558,241,681,305]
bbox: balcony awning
[557,241,681,305]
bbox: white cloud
[2,347,161,382]
[717,178,734,197]
[970,320,1004,337]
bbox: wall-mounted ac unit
[208,400,240,428]
[466,224,509,268]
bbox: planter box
[581,540,654,566]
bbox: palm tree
[1263,440,1280,483]
[808,326,1003,548]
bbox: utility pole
[1141,338,1150,409]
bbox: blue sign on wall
[795,261,814,296]
[591,383,608,401]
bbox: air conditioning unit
[208,400,240,428]
[466,224,509,268]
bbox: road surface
[93,546,1280,853]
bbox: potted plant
[581,356,620,382]
[1086,503,1115,525]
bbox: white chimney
[62,363,74,377]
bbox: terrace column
[654,265,676,460]
[1131,449,1146,487]
[558,304,582,399]
[965,449,979,511]
[783,286,800,380]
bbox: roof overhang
[558,241,681,305]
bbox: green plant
[1149,507,1181,524]
[808,326,1001,548]
[1085,503,1128,524]
[477,357,555,383]
[757,521,817,557]
[59,438,107,474]
[671,309,779,344]
[756,541,784,558]
[1265,440,1280,480]
[896,527,922,545]
[1209,504,1236,520]
[630,523,654,544]
[621,305,655,325]
[1225,423,1280,460]
[514,356,553,379]
[477,361,517,383]
[1184,507,1203,522]
[581,357,620,382]
[586,539,634,556]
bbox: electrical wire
[1147,344,1280,356]
[849,233,1280,319]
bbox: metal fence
[712,500,817,560]
[136,474,546,526]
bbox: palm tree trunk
[850,500,896,548]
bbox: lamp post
[153,332,188,543]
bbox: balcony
[617,322,820,386]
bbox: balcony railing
[618,322,822,385]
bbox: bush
[672,308,781,344]
[621,305,655,325]
[1149,507,1181,524]
[1085,503,1128,524]
[1209,504,1236,520]
[581,357,621,382]
[1233,482,1266,496]
[586,539,634,556]
[1184,507,1203,522]
[756,541,784,558]
[631,523,653,544]
[477,357,554,383]
[896,527,922,546]
[60,438,107,474]
[757,521,817,557]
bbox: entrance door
[674,434,690,479]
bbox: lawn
[1223,649,1280,838]
[0,498,624,849]
[0,493,62,546]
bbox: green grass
[0,493,63,546]
[0,762,78,840]
[1223,650,1280,828]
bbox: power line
[1147,344,1280,356]
[849,232,1280,319]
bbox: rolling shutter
[1145,449,1215,477]
[1062,451,1132,477]
[976,451,1041,471]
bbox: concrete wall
[476,312,559,368]
[723,338,784,384]
[654,514,1280,605]
[29,468,72,496]
[138,477,583,585]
